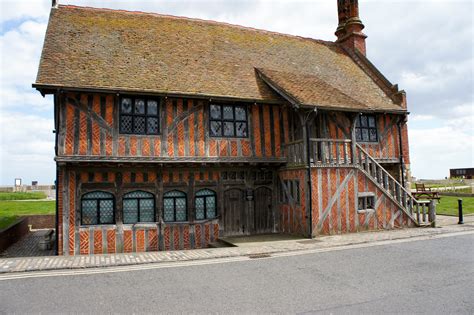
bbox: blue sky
[0,0,473,185]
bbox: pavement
[0,230,55,258]
[0,215,473,275]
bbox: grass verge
[0,191,47,200]
[0,200,55,230]
[435,196,474,216]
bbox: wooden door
[254,187,273,234]
[224,189,246,236]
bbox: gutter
[32,84,285,106]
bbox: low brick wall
[0,218,29,252]
[25,215,55,229]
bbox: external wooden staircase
[353,143,434,227]
[287,138,435,227]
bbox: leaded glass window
[163,190,187,222]
[81,191,115,225]
[120,96,160,135]
[358,195,375,210]
[123,191,155,224]
[209,104,248,138]
[195,189,217,220]
[355,114,378,142]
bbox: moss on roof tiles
[36,5,402,111]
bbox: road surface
[1,234,473,314]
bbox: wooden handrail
[309,138,352,143]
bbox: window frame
[358,194,375,211]
[80,191,115,226]
[355,114,378,143]
[119,95,161,135]
[209,103,249,138]
[294,180,300,205]
[122,190,156,224]
[194,189,217,220]
[163,190,188,222]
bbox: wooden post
[429,199,436,227]
[350,114,358,165]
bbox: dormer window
[209,104,248,138]
[355,114,378,142]
[119,96,160,135]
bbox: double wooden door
[223,187,273,236]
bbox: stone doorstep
[0,223,473,274]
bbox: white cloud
[0,19,48,111]
[411,114,435,122]
[0,0,50,23]
[0,110,55,185]
[409,126,474,179]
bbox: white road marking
[0,230,472,281]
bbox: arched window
[123,191,155,224]
[81,191,115,225]
[195,189,217,220]
[163,190,187,222]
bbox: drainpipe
[397,115,406,188]
[304,108,317,238]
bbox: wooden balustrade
[309,138,353,166]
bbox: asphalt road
[1,234,473,314]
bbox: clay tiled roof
[256,68,370,111]
[35,5,404,112]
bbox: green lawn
[435,196,474,216]
[0,200,55,230]
[0,191,47,200]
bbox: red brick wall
[60,167,220,255]
[278,169,308,236]
[311,167,413,236]
[59,93,287,160]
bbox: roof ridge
[57,4,335,47]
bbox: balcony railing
[286,138,353,167]
[309,138,353,166]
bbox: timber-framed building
[34,1,433,256]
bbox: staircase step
[418,223,432,227]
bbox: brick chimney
[335,0,367,55]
